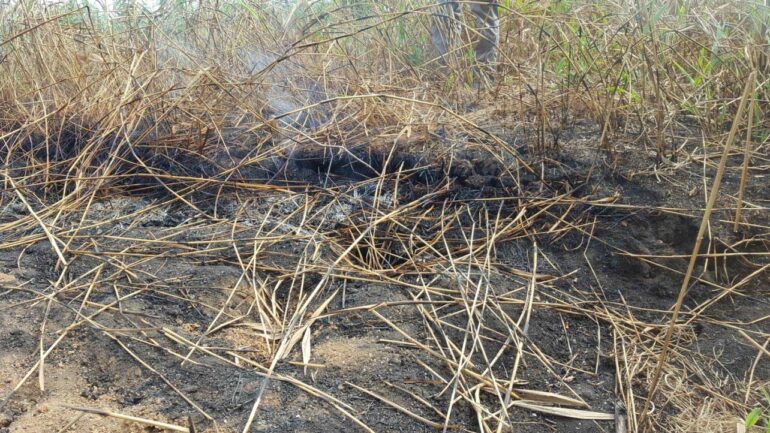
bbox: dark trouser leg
[470,1,499,72]
[430,0,499,83]
[430,1,461,64]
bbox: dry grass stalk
[640,71,757,431]
[62,405,189,432]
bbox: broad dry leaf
[239,322,283,341]
[279,289,339,360]
[510,400,614,420]
[302,326,311,375]
[513,389,589,408]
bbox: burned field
[1,2,770,433]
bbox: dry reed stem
[640,71,757,431]
[62,405,189,433]
[734,94,756,233]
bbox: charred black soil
[1,120,769,433]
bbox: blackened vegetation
[3,123,541,202]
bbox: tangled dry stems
[1,1,769,432]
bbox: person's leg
[430,1,462,64]
[469,1,499,70]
